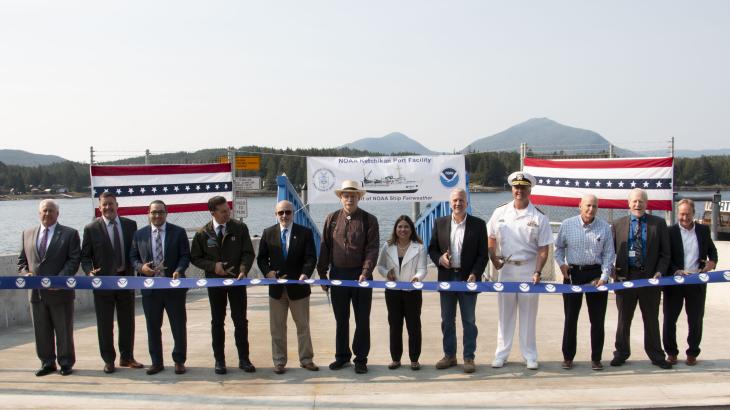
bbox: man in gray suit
[18,199,81,376]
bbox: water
[1,191,726,256]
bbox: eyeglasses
[276,210,293,216]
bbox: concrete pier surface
[1,245,730,408]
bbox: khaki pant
[269,289,314,366]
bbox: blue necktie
[281,228,288,259]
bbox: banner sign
[3,271,729,293]
[306,155,466,204]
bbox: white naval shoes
[526,360,539,370]
[491,358,505,368]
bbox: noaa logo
[439,282,451,290]
[597,285,608,292]
[276,278,288,284]
[699,273,710,283]
[493,282,504,292]
[92,278,103,289]
[466,282,478,291]
[223,279,235,286]
[16,278,26,288]
[358,281,370,287]
[648,278,660,285]
[196,279,208,287]
[41,278,51,288]
[331,280,342,286]
[385,281,397,289]
[312,168,336,192]
[304,279,316,284]
[117,278,128,288]
[170,279,181,288]
[519,283,530,292]
[439,168,459,188]
[545,284,556,293]
[144,278,155,288]
[723,271,730,281]
[412,282,424,290]
[250,278,262,285]
[571,285,582,293]
[622,281,634,288]
[66,278,77,288]
[673,276,685,284]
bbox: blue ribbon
[2,271,730,293]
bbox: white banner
[306,155,466,204]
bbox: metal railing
[414,174,472,243]
[276,175,322,256]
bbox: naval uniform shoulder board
[534,206,545,215]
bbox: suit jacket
[428,214,488,282]
[81,216,137,276]
[190,219,255,279]
[668,222,718,275]
[129,223,190,278]
[257,223,317,300]
[18,223,81,304]
[612,213,671,279]
[376,241,428,282]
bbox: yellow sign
[216,155,229,164]
[235,155,261,171]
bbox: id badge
[628,250,636,258]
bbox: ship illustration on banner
[361,165,420,194]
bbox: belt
[504,260,528,266]
[569,264,601,272]
[449,267,463,272]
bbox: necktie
[632,218,644,267]
[111,220,123,272]
[38,228,48,260]
[217,224,224,243]
[281,228,288,259]
[154,228,164,275]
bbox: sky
[1,0,729,162]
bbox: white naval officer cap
[507,171,536,187]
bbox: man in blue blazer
[129,200,191,375]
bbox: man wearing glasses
[129,200,190,375]
[257,200,318,374]
[191,195,256,374]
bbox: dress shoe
[652,360,673,369]
[610,358,625,367]
[273,364,286,374]
[410,362,421,371]
[561,360,573,370]
[388,361,401,370]
[300,362,319,371]
[119,358,144,369]
[214,361,227,375]
[526,360,539,370]
[35,365,57,377]
[591,361,604,371]
[174,363,186,374]
[491,358,505,368]
[59,366,73,376]
[103,362,115,374]
[463,359,476,373]
[435,356,457,370]
[328,360,350,370]
[686,355,698,366]
[146,364,165,375]
[667,354,678,365]
[354,362,368,374]
[239,360,256,373]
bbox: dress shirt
[213,220,226,237]
[554,215,615,281]
[628,214,647,267]
[36,223,57,254]
[679,223,700,273]
[449,215,466,268]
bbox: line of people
[17,172,717,377]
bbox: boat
[361,165,420,194]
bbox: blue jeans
[440,273,478,360]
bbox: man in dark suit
[81,192,144,373]
[129,200,190,375]
[18,199,81,376]
[257,200,318,374]
[428,187,488,373]
[663,198,718,366]
[191,195,256,374]
[611,188,672,369]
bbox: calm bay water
[1,191,726,256]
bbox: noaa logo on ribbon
[223,279,235,286]
[673,276,685,284]
[250,278,262,285]
[724,271,730,281]
[117,278,128,288]
[385,281,397,289]
[519,283,530,292]
[493,282,504,292]
[699,273,710,282]
[439,168,459,188]
[144,278,155,288]
[466,282,478,291]
[16,278,26,288]
[622,281,634,288]
[170,279,181,288]
[648,278,660,285]
[358,281,370,287]
[412,282,424,290]
[439,282,451,290]
[196,279,208,287]
[304,279,316,284]
[276,278,288,284]
[312,168,336,192]
[331,280,342,286]
[66,278,77,288]
[545,284,556,293]
[597,285,608,292]
[92,278,103,289]
[571,285,582,293]
[41,278,52,288]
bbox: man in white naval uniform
[487,171,553,370]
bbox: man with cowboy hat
[317,180,379,374]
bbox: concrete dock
[1,245,730,408]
